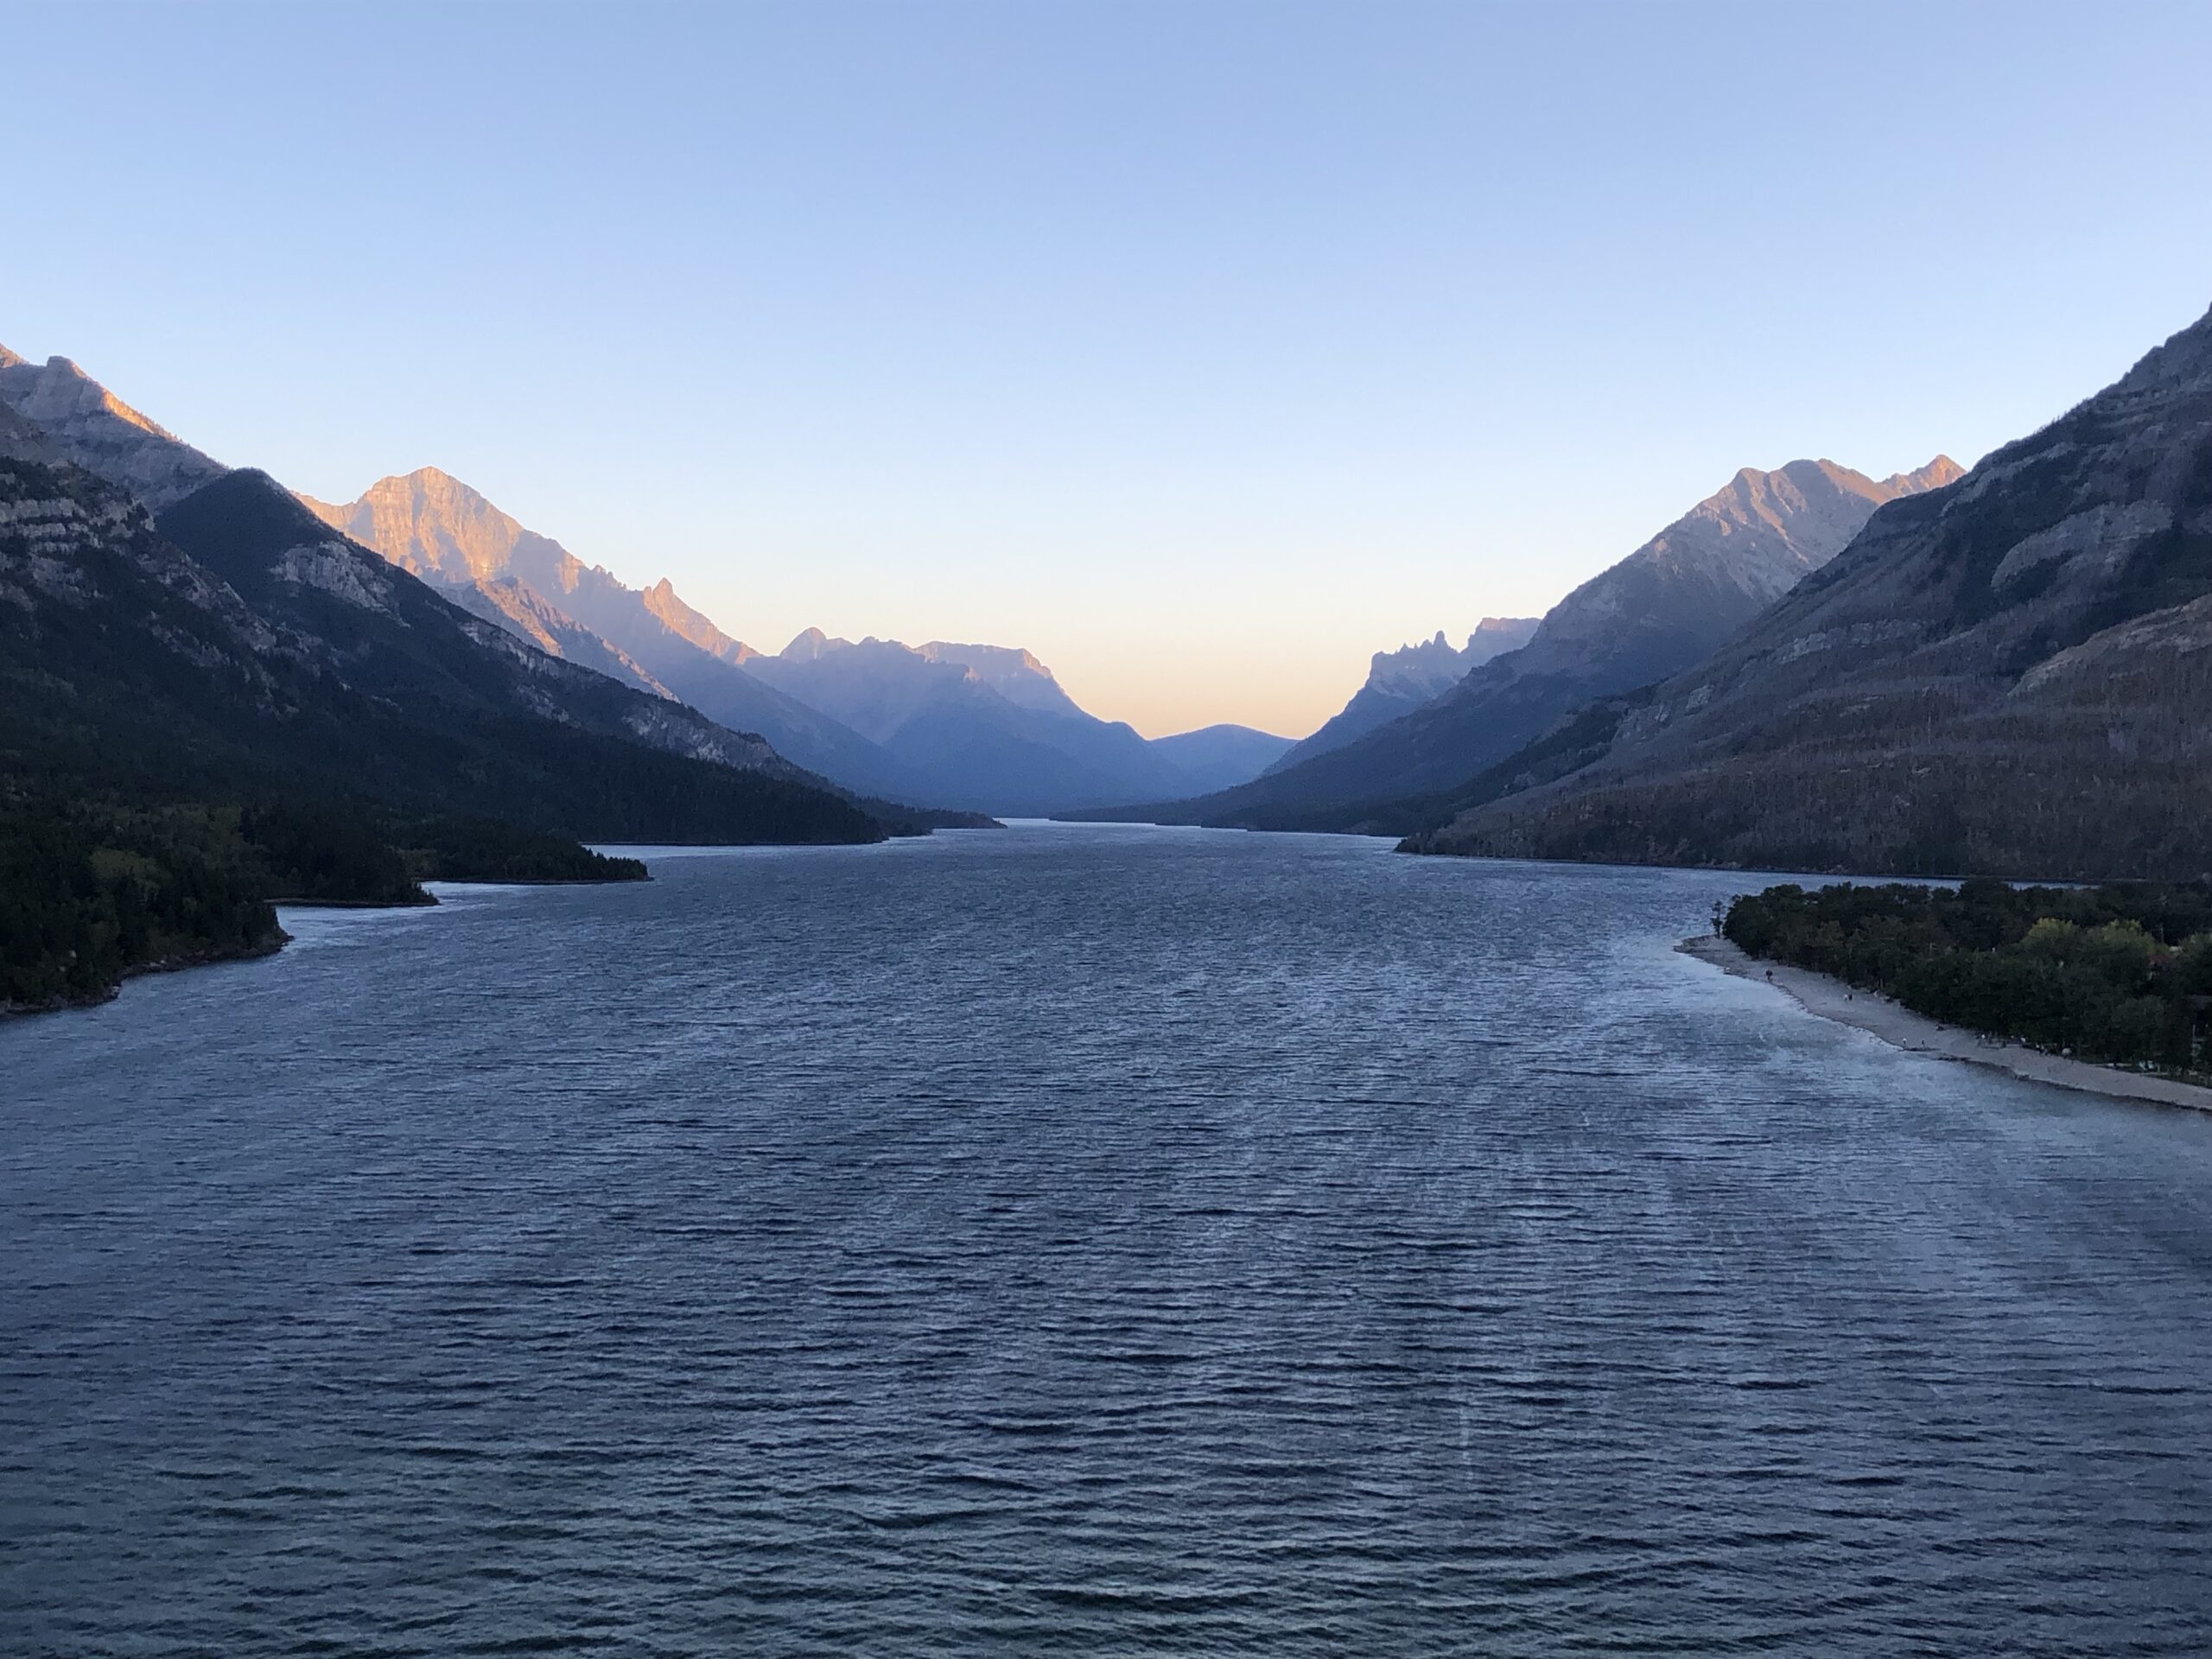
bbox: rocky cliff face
[0,348,226,509]
[918,641,1087,719]
[1416,307,2212,880]
[1501,456,1961,688]
[1269,619,1541,772]
[298,467,675,652]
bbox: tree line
[1722,879,2212,1072]
[2,795,649,1014]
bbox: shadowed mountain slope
[0,456,885,843]
[300,468,917,797]
[1100,454,1958,828]
[1412,305,2212,880]
[1268,619,1538,773]
[1147,724,1296,794]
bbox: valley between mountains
[6,300,2212,1012]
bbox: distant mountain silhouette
[1147,724,1295,794]
[1269,620,1538,773]
[747,632,1197,815]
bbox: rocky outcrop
[1268,619,1540,772]
[0,348,226,509]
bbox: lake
[5,823,2211,1654]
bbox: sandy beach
[1679,934,2212,1112]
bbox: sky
[4,2,2210,738]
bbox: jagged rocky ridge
[304,470,1255,811]
[1099,454,1957,829]
[1410,305,2212,880]
[1269,620,1539,773]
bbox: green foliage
[394,816,648,884]
[0,791,663,1012]
[1722,880,2212,1072]
[0,797,282,1011]
[242,799,429,905]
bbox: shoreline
[1678,934,2212,1113]
[1,926,291,1021]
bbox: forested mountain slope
[1414,305,2212,880]
[0,455,884,845]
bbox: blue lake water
[5,823,2211,1655]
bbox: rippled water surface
[7,823,2212,1656]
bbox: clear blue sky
[6,1,2209,736]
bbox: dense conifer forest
[0,796,658,1014]
[1722,880,2212,1074]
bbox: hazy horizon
[7,0,2209,736]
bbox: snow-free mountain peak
[644,577,755,664]
[780,626,849,662]
[918,641,1084,718]
[0,347,226,508]
[302,470,918,795]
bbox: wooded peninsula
[1722,880,2212,1077]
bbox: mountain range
[1101,453,1960,830]
[296,467,918,796]
[302,468,1291,814]
[1407,303,2212,880]
[738,631,1201,813]
[14,296,2205,893]
[0,347,918,850]
[0,348,1293,824]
